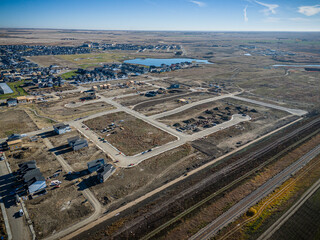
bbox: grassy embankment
[0,80,28,99]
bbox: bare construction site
[0,29,319,240]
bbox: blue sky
[0,0,319,31]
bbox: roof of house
[97,164,114,175]
[19,163,37,173]
[22,168,42,183]
[67,136,80,144]
[0,83,13,94]
[7,98,17,103]
[18,160,36,168]
[17,96,27,101]
[25,175,46,186]
[54,123,69,130]
[87,158,105,169]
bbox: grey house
[67,136,88,151]
[53,123,71,135]
[18,162,47,195]
[87,158,105,173]
[7,98,17,107]
[25,175,46,195]
[97,164,115,183]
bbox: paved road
[149,93,237,119]
[258,161,320,240]
[72,97,250,167]
[230,96,308,116]
[190,144,320,240]
[60,118,303,240]
[0,161,31,240]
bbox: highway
[54,117,306,240]
[190,144,320,240]
[257,162,320,240]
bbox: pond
[124,58,212,67]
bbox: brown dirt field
[133,92,218,116]
[48,130,109,171]
[159,97,289,134]
[99,85,156,98]
[116,89,190,107]
[83,111,177,156]
[31,92,114,121]
[90,144,206,208]
[159,133,320,240]
[5,138,93,239]
[0,109,38,138]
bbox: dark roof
[22,168,42,183]
[54,123,69,130]
[7,134,21,141]
[18,160,36,168]
[7,98,17,103]
[18,163,37,174]
[87,158,104,169]
[25,175,46,186]
[68,136,80,145]
[97,164,114,175]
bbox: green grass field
[60,70,79,80]
[56,52,128,65]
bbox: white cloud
[298,5,320,16]
[254,0,279,15]
[189,0,206,7]
[244,6,249,22]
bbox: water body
[124,58,211,67]
[273,64,320,68]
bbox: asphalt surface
[42,138,102,240]
[61,118,304,240]
[258,156,320,240]
[190,144,320,240]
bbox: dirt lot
[83,111,177,156]
[48,130,109,171]
[133,92,218,116]
[116,88,190,107]
[159,97,289,135]
[158,133,320,240]
[99,84,156,98]
[89,144,206,208]
[31,92,114,121]
[0,109,38,138]
[5,138,93,239]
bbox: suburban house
[25,175,46,195]
[6,98,17,107]
[18,161,37,175]
[87,158,105,173]
[53,123,71,135]
[18,161,47,195]
[97,164,115,183]
[67,136,88,151]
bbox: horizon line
[0,27,320,33]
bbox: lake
[124,58,212,67]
